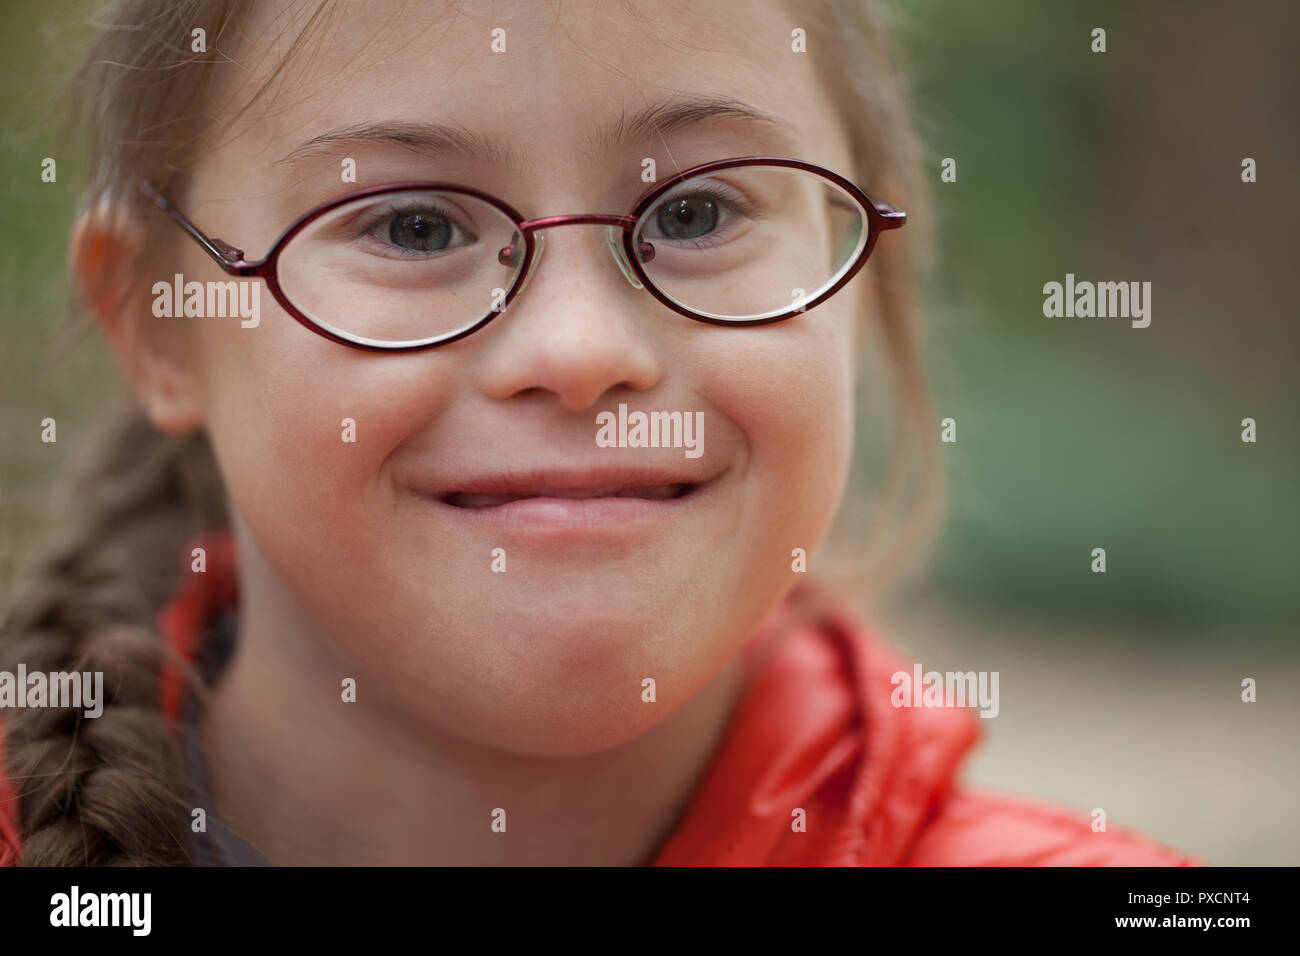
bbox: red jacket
[0,532,1202,866]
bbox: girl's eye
[360,203,478,257]
[642,184,756,247]
[655,194,721,241]
[388,210,453,251]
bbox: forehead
[218,0,850,184]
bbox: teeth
[446,484,686,508]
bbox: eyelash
[647,182,761,247]
[352,201,476,258]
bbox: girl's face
[169,0,862,755]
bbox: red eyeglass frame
[141,156,907,352]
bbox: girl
[0,0,1199,866]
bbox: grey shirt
[178,607,271,866]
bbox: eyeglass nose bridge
[508,214,646,298]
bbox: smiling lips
[435,466,711,506]
[422,466,718,534]
[445,482,691,508]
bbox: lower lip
[414,488,708,538]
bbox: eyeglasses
[142,156,905,352]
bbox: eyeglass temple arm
[873,201,907,230]
[138,181,261,275]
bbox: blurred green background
[889,0,1298,634]
[1,1,1296,864]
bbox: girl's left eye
[360,204,478,257]
[641,183,757,248]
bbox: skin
[74,0,870,864]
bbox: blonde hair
[0,0,934,864]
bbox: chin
[427,613,709,757]
[448,664,686,758]
[497,699,669,758]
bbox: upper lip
[423,464,721,503]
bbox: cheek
[193,300,457,571]
[705,305,856,547]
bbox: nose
[507,214,646,297]
[477,220,664,412]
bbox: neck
[199,530,769,866]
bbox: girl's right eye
[356,202,479,259]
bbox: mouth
[413,466,723,538]
[444,482,693,509]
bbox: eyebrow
[274,96,801,170]
[596,96,801,154]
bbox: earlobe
[70,201,206,434]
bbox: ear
[70,199,205,434]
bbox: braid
[0,401,226,865]
[3,0,328,865]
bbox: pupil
[658,196,718,241]
[390,212,451,251]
